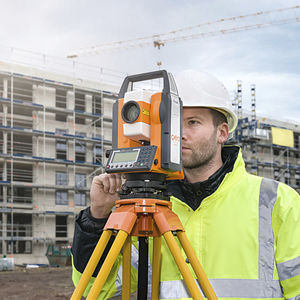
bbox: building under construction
[0,59,119,264]
[0,59,299,265]
[231,81,300,192]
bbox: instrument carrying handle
[118,70,171,97]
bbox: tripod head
[119,172,170,201]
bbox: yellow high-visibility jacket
[72,148,300,299]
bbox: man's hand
[90,173,123,219]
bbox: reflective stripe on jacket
[72,148,300,299]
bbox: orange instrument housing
[106,70,184,180]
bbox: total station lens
[122,101,140,123]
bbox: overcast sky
[0,0,299,123]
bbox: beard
[182,130,218,169]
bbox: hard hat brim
[183,105,237,133]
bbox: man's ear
[217,123,229,144]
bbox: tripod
[71,173,217,300]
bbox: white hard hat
[175,70,237,132]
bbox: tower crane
[67,5,300,58]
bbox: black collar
[167,146,239,210]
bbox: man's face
[182,107,219,169]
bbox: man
[72,70,300,299]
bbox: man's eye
[188,120,199,125]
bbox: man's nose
[182,127,187,140]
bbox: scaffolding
[0,66,118,264]
[231,82,300,192]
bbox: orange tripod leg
[122,235,132,300]
[177,231,217,300]
[71,230,112,300]
[151,236,161,300]
[163,231,203,300]
[87,230,128,300]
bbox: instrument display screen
[111,150,139,163]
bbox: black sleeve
[71,207,115,276]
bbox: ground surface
[0,266,77,300]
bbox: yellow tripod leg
[87,230,128,300]
[151,236,161,300]
[122,235,131,300]
[177,231,218,300]
[163,231,203,300]
[71,230,112,300]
